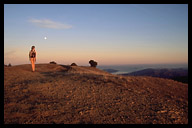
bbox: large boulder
[71,63,77,66]
[89,60,98,67]
[50,61,57,64]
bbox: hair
[31,46,35,51]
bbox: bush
[50,61,57,64]
[71,63,77,66]
[89,60,98,67]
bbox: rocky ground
[4,64,188,124]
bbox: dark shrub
[71,63,77,66]
[89,60,97,67]
[50,61,57,64]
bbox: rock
[71,63,77,66]
[79,111,83,115]
[157,110,167,113]
[89,60,98,67]
[8,63,12,67]
[50,61,57,64]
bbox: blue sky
[4,4,188,65]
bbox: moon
[44,37,47,40]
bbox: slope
[4,64,188,124]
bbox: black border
[2,1,191,128]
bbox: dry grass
[4,64,188,124]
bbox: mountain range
[120,68,188,84]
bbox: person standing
[29,46,36,72]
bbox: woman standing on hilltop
[29,46,36,72]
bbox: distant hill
[102,69,119,73]
[121,68,188,84]
[4,64,188,124]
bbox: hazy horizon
[6,62,188,68]
[4,4,188,65]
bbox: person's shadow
[40,65,72,77]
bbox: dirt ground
[4,64,188,124]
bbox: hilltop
[4,64,188,124]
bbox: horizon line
[5,62,188,67]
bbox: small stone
[160,110,167,113]
[22,89,28,93]
[79,111,83,115]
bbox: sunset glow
[4,4,188,66]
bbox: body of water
[97,63,188,74]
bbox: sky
[4,4,188,66]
